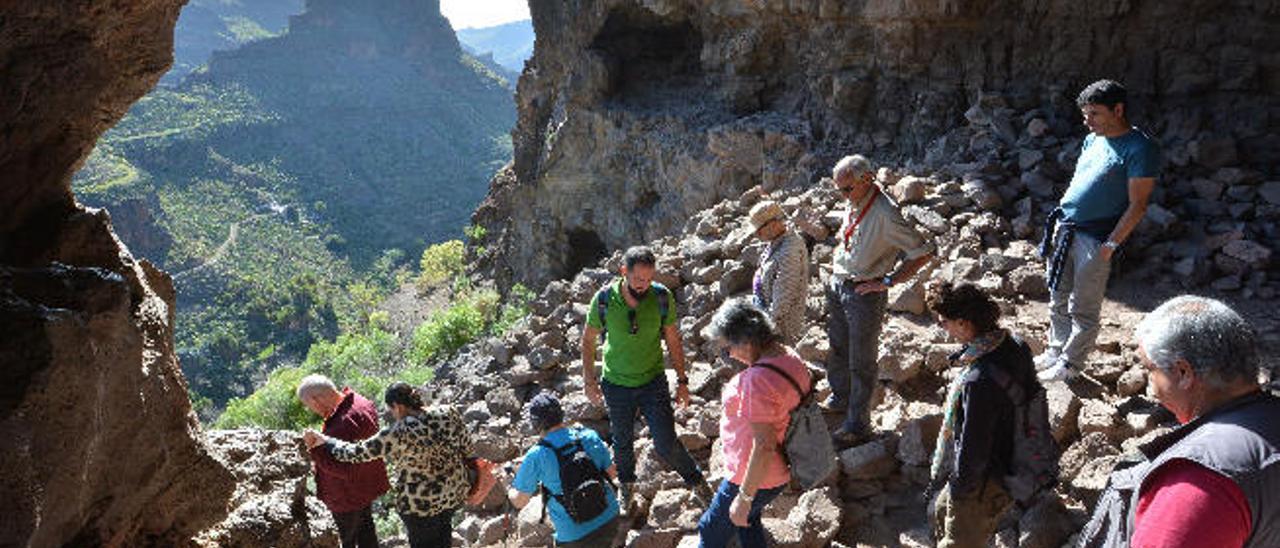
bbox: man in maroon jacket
[297,374,391,547]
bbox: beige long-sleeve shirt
[832,191,934,282]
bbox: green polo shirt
[586,279,677,387]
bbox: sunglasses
[835,184,857,195]
[628,309,639,335]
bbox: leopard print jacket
[327,405,472,517]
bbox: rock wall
[475,0,1280,289]
[0,2,333,545]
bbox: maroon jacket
[310,388,391,513]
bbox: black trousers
[332,505,379,548]
[401,511,453,548]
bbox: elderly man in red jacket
[297,374,391,547]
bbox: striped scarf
[929,328,1009,481]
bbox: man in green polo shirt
[581,245,711,515]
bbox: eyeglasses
[835,185,856,195]
[628,309,639,335]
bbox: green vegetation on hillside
[72,2,516,419]
[214,240,534,431]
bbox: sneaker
[691,481,715,505]
[1033,351,1060,371]
[618,482,635,516]
[1037,361,1077,382]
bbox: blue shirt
[512,427,619,542]
[1059,128,1160,229]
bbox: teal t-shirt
[512,427,619,543]
[586,279,677,387]
[1060,128,1160,228]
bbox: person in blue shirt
[1037,79,1160,382]
[509,392,621,547]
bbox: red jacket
[310,388,391,513]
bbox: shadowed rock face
[474,0,1280,289]
[0,1,240,545]
[0,212,237,546]
[0,0,186,262]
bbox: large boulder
[193,430,338,547]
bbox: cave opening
[563,228,609,280]
[589,6,704,105]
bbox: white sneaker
[1034,351,1060,371]
[1037,361,1077,382]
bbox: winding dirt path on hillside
[171,212,271,282]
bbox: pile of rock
[444,80,1280,542]
[926,92,1277,299]
[440,161,1188,546]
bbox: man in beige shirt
[825,154,935,446]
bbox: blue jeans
[697,480,784,548]
[601,375,704,485]
[825,280,888,433]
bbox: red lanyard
[842,192,878,249]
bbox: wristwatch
[1102,240,1120,251]
[881,275,894,287]
[738,491,755,502]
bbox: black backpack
[986,363,1061,503]
[537,430,612,524]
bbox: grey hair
[296,373,338,401]
[1135,295,1258,387]
[708,297,781,349]
[832,154,873,182]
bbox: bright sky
[439,0,531,30]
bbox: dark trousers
[601,375,704,485]
[696,480,785,548]
[332,505,379,548]
[825,280,888,434]
[401,511,453,548]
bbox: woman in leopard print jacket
[306,382,472,548]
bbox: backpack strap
[984,363,1028,405]
[595,286,613,335]
[597,282,671,334]
[751,362,810,405]
[651,283,670,325]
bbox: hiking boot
[691,481,716,505]
[818,395,847,413]
[1034,351,1061,371]
[618,482,635,516]
[831,426,870,448]
[1037,361,1077,382]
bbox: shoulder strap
[984,363,1027,405]
[651,283,670,324]
[751,361,808,401]
[595,286,613,333]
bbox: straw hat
[747,200,785,231]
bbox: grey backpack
[986,363,1060,503]
[752,362,837,489]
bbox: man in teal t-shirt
[580,245,710,515]
[1038,79,1160,382]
